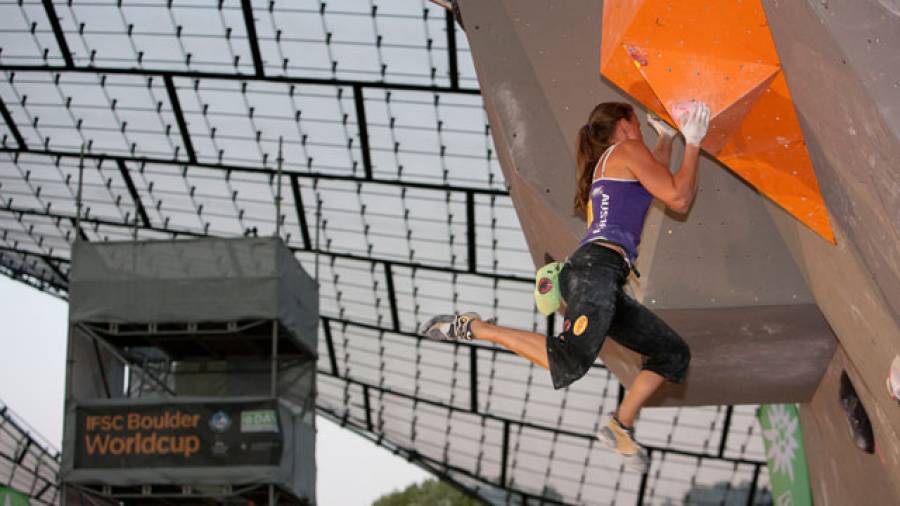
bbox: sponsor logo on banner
[241,409,279,433]
[74,400,282,469]
[209,411,232,433]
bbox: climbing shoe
[418,312,481,341]
[597,415,650,473]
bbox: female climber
[418,100,710,472]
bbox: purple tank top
[577,143,654,266]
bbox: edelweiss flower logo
[762,405,800,482]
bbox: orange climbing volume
[600,0,835,243]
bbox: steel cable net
[0,1,773,504]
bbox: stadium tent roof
[0,401,61,505]
[0,1,772,504]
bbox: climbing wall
[459,0,836,407]
[762,0,900,502]
[458,0,900,502]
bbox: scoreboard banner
[74,399,282,469]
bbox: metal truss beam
[466,190,476,272]
[445,9,459,90]
[76,322,177,396]
[383,262,400,332]
[163,76,197,164]
[14,439,31,464]
[115,160,151,228]
[40,0,74,68]
[40,255,67,283]
[0,204,529,283]
[289,175,312,250]
[0,246,67,281]
[718,405,734,458]
[91,338,113,398]
[240,0,265,77]
[0,255,67,293]
[34,481,54,503]
[469,346,478,411]
[0,246,42,262]
[0,147,508,197]
[321,317,340,376]
[362,384,374,432]
[320,370,767,467]
[500,420,510,487]
[0,64,480,96]
[0,96,26,149]
[637,454,652,504]
[352,84,373,180]
[68,217,88,242]
[746,463,762,506]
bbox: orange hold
[600,0,835,243]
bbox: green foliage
[372,478,481,506]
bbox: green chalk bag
[534,261,565,316]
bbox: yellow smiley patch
[573,315,588,336]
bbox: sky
[0,274,429,505]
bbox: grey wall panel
[799,346,899,504]
[638,164,815,310]
[761,0,900,491]
[602,304,835,407]
[767,201,900,496]
[800,0,900,139]
[764,0,900,322]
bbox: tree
[372,478,481,506]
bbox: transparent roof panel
[0,1,477,88]
[365,88,502,188]
[0,71,187,158]
[0,2,64,66]
[251,0,473,87]
[54,0,256,73]
[0,2,775,504]
[174,78,364,171]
